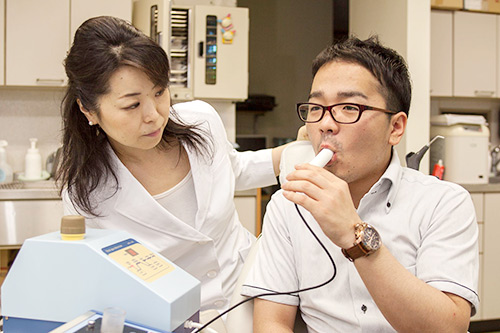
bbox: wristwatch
[341,222,381,262]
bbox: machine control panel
[103,238,175,283]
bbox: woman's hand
[296,125,308,140]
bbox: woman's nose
[143,99,160,123]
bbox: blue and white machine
[1,228,201,332]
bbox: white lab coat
[62,100,277,311]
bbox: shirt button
[213,300,225,308]
[206,270,218,278]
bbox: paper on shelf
[430,114,488,126]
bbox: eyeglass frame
[296,102,400,124]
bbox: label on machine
[102,238,174,282]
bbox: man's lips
[319,144,336,166]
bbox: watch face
[362,226,381,251]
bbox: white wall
[350,0,431,173]
[0,88,64,173]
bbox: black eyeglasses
[296,102,399,124]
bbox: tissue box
[486,0,500,13]
[464,0,483,10]
[464,0,500,12]
[432,0,463,9]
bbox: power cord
[190,203,337,332]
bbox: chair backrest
[226,191,310,332]
[224,141,315,332]
[225,236,262,333]
[278,141,316,185]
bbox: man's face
[306,60,404,189]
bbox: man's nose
[319,109,340,133]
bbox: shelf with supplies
[432,0,500,13]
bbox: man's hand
[281,163,361,249]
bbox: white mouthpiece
[309,149,334,167]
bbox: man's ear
[77,99,98,125]
[388,112,407,146]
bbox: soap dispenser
[25,138,42,180]
[0,140,14,184]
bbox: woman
[58,16,287,311]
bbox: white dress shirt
[242,150,479,332]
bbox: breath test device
[309,149,333,167]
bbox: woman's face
[82,65,171,156]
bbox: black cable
[192,203,337,332]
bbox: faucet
[491,145,500,176]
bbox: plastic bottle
[24,138,42,180]
[432,159,445,180]
[0,140,14,184]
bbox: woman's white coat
[62,100,277,311]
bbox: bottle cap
[0,140,7,155]
[60,215,86,241]
[28,138,39,153]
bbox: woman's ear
[388,112,407,146]
[77,99,98,126]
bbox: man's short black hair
[312,35,412,116]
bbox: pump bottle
[25,138,42,180]
[0,140,14,184]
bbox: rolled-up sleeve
[229,147,277,191]
[417,187,480,314]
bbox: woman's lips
[145,128,162,137]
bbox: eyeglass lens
[298,103,361,123]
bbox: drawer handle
[474,90,494,97]
[36,78,65,85]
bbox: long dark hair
[58,16,212,217]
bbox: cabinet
[4,0,132,87]
[482,193,500,319]
[454,11,497,98]
[6,0,69,86]
[234,189,261,236]
[430,10,453,96]
[431,10,498,98]
[470,193,484,320]
[470,192,500,321]
[0,0,4,85]
[70,0,133,40]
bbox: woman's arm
[271,125,308,176]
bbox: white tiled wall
[0,88,64,173]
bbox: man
[241,36,479,332]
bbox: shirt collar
[366,148,403,213]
